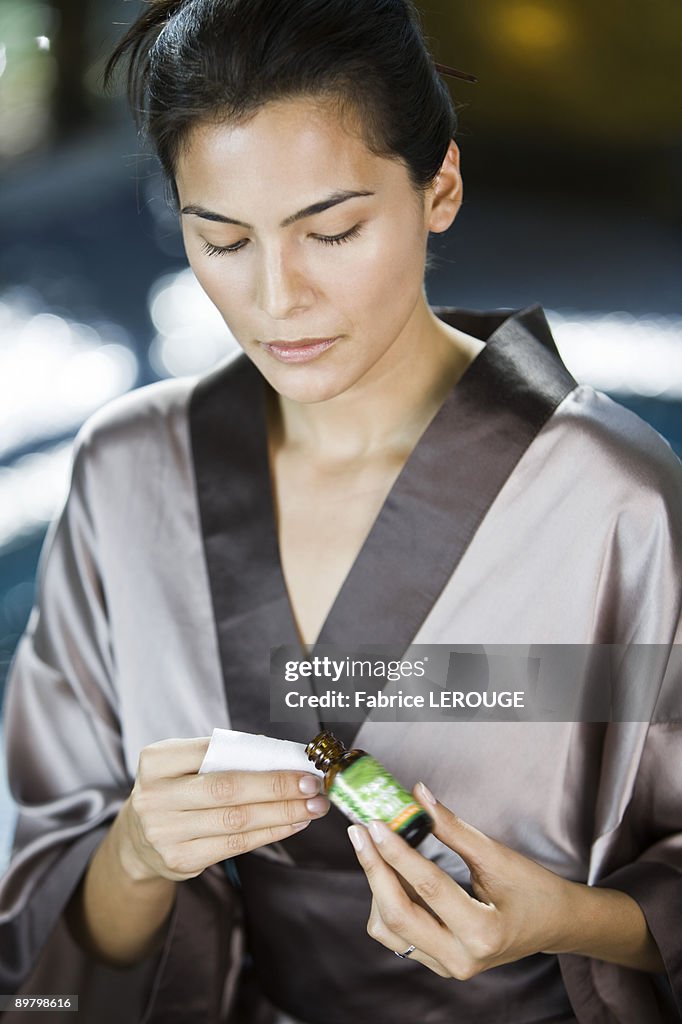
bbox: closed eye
[316,224,363,247]
[199,238,246,258]
[200,223,364,258]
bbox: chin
[259,363,360,404]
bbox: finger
[415,781,501,891]
[169,769,323,810]
[138,737,213,781]
[348,824,456,969]
[360,816,475,928]
[167,820,313,876]
[366,896,452,978]
[165,794,330,842]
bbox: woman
[1,1,680,1022]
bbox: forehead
[175,97,403,210]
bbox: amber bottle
[305,730,432,847]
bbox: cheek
[187,253,252,334]
[333,227,423,314]
[185,243,228,302]
[192,262,229,309]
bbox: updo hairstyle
[104,0,460,208]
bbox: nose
[256,241,314,320]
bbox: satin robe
[1,305,680,1023]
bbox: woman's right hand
[114,736,329,883]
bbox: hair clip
[434,62,478,84]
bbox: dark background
[0,0,680,860]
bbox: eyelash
[200,223,363,258]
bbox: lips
[262,337,339,365]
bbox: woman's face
[175,97,455,404]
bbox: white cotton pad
[198,727,325,778]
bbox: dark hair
[104,0,459,209]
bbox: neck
[270,295,484,463]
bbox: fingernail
[306,796,329,815]
[299,775,320,795]
[417,781,437,807]
[367,820,388,844]
[292,820,310,831]
[348,825,366,852]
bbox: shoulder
[546,383,682,546]
[69,356,241,479]
[74,375,196,453]
[56,375,199,516]
[554,384,681,490]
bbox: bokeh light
[0,288,139,460]
[492,2,574,57]
[0,443,72,554]
[148,268,241,378]
[548,311,682,399]
[0,2,57,158]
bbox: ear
[427,140,463,235]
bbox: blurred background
[0,0,681,867]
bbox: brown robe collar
[189,303,576,752]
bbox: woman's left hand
[347,781,576,979]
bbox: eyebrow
[180,189,375,229]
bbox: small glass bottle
[305,730,433,847]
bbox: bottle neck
[305,730,346,771]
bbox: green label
[329,756,422,831]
